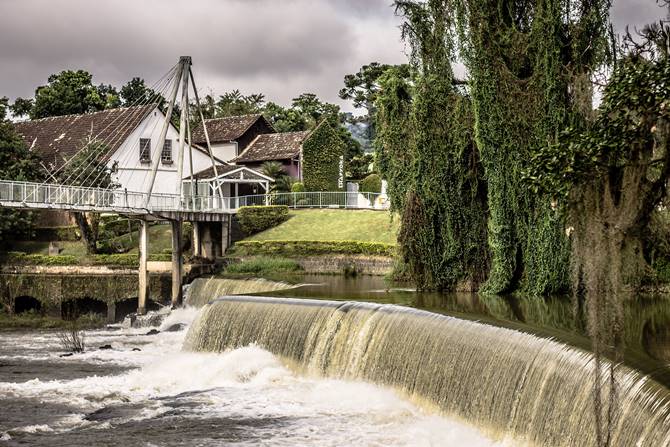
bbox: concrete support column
[107,302,116,324]
[138,220,149,315]
[221,216,230,254]
[200,223,216,261]
[192,221,202,257]
[171,220,183,308]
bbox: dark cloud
[0,0,666,113]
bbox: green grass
[0,310,106,330]
[247,209,399,245]
[225,257,303,276]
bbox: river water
[0,307,501,446]
[2,274,670,446]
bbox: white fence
[0,180,389,215]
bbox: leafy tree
[9,97,34,118]
[97,84,121,109]
[0,97,43,242]
[57,138,119,254]
[263,102,308,132]
[340,62,410,144]
[216,90,265,117]
[30,70,107,119]
[119,77,158,106]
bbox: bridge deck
[0,180,387,221]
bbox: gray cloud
[0,0,666,114]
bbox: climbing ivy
[379,0,490,291]
[455,0,612,295]
[302,120,346,191]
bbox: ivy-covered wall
[302,120,346,191]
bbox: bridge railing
[0,180,389,213]
[231,191,388,210]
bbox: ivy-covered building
[233,119,345,191]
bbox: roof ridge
[204,113,262,122]
[21,104,157,123]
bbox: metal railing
[0,180,389,214]
[232,191,389,210]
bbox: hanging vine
[378,0,490,291]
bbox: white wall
[211,142,237,163]
[108,108,214,195]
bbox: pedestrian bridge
[0,180,388,220]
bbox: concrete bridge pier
[138,220,149,315]
[192,217,231,261]
[171,220,183,308]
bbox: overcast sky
[0,0,667,114]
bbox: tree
[120,77,160,106]
[97,84,121,109]
[216,90,264,117]
[0,97,42,242]
[57,137,118,254]
[340,62,410,144]
[30,70,107,119]
[9,97,34,118]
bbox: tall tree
[379,0,490,290]
[0,97,42,243]
[30,70,107,119]
[457,0,612,295]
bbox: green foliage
[233,240,395,257]
[377,0,490,292]
[33,226,80,242]
[291,182,306,193]
[359,173,382,193]
[226,257,303,275]
[0,114,42,241]
[0,252,79,266]
[347,154,374,180]
[237,206,290,236]
[30,70,108,119]
[120,77,163,106]
[375,67,414,211]
[302,120,346,191]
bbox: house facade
[232,131,310,179]
[13,105,267,199]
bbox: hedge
[232,240,395,257]
[237,206,290,236]
[33,226,80,242]
[359,173,382,193]
[0,252,79,266]
[0,252,171,267]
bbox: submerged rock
[164,323,185,332]
[59,353,73,357]
[99,344,113,350]
[145,329,160,336]
[132,348,141,352]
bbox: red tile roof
[191,114,272,144]
[233,131,310,163]
[13,105,155,170]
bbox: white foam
[0,308,502,446]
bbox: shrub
[291,182,306,192]
[232,240,395,257]
[102,219,141,238]
[0,252,79,266]
[226,257,303,275]
[33,226,80,241]
[359,173,382,193]
[237,206,290,236]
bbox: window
[139,138,151,163]
[161,140,172,164]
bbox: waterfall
[184,278,297,307]
[184,296,670,446]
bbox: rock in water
[145,329,160,336]
[164,323,185,332]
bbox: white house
[13,105,269,198]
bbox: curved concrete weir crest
[184,296,670,446]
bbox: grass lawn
[247,209,399,245]
[8,223,178,256]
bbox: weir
[184,296,670,447]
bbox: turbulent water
[0,307,500,446]
[184,277,297,307]
[186,296,670,447]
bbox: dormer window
[139,138,151,163]
[161,140,173,164]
